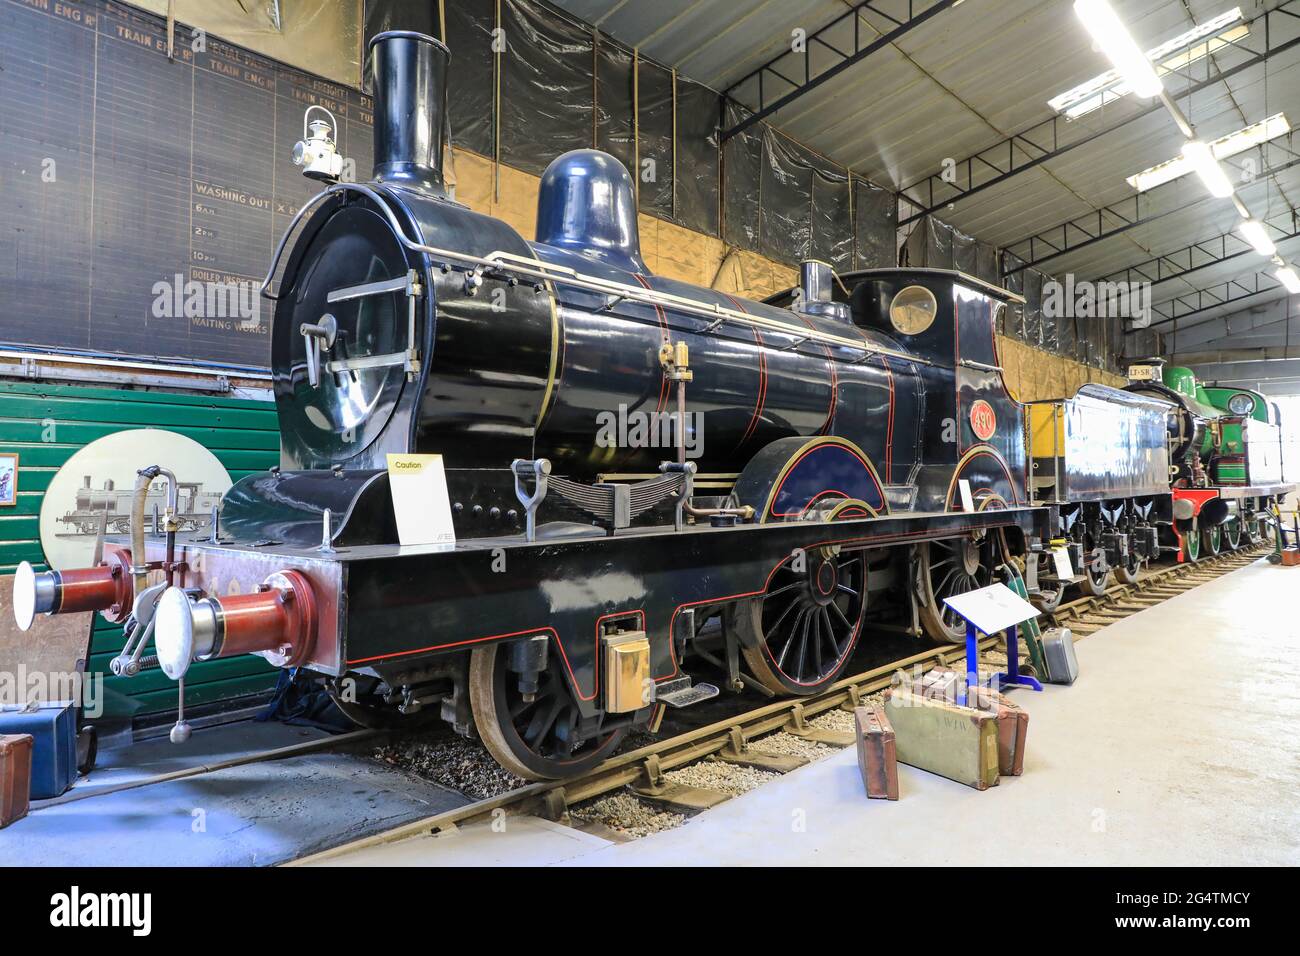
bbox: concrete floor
[315,556,1300,867]
[0,720,469,866]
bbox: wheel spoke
[829,596,853,631]
[765,594,802,642]
[776,606,808,668]
[794,609,812,680]
[811,611,824,677]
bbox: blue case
[0,702,77,798]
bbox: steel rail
[288,545,1268,866]
[284,636,997,865]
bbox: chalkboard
[0,0,373,368]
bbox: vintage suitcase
[0,733,34,828]
[883,688,1000,791]
[0,701,78,798]
[985,692,1028,776]
[854,705,899,800]
[1040,627,1078,685]
[907,671,1029,776]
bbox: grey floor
[0,719,468,866]
[314,556,1300,867]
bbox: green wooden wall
[0,381,281,717]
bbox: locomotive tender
[12,31,1289,779]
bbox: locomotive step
[655,676,721,709]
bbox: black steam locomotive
[17,31,1059,779]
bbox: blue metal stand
[958,620,1042,705]
[995,622,1043,693]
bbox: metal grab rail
[261,182,933,370]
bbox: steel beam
[1148,271,1290,330]
[900,2,1300,227]
[1000,142,1300,277]
[721,0,961,142]
[1096,209,1300,288]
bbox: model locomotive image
[58,476,222,535]
[11,32,1293,779]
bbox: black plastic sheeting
[853,179,896,269]
[721,103,861,270]
[595,38,635,179]
[902,216,995,284]
[637,59,675,218]
[444,0,495,157]
[675,77,720,237]
[722,101,762,250]
[499,0,593,177]
[760,129,814,263]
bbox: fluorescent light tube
[1182,140,1236,197]
[1050,9,1245,119]
[1127,113,1290,191]
[1277,266,1300,294]
[1073,0,1164,98]
[1237,219,1276,256]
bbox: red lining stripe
[634,273,672,414]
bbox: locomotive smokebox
[367,30,449,192]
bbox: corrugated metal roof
[550,0,1300,367]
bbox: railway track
[290,543,1268,865]
[1049,545,1266,636]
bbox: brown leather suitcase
[905,669,1029,777]
[854,705,899,800]
[0,733,34,828]
[984,691,1028,776]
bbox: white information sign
[1051,546,1074,580]
[957,479,975,514]
[387,453,456,546]
[942,582,1040,635]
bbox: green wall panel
[0,380,282,715]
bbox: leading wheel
[469,641,628,781]
[738,547,867,695]
[1201,523,1222,557]
[1182,518,1201,562]
[917,535,996,644]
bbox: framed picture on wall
[0,453,16,506]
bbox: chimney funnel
[367,31,449,193]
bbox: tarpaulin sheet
[952,225,977,277]
[1057,304,1077,360]
[722,101,762,250]
[1002,252,1027,341]
[444,0,495,157]
[810,155,852,269]
[595,38,635,178]
[975,241,998,286]
[902,216,953,269]
[674,76,720,237]
[853,179,896,270]
[1036,269,1058,353]
[637,59,675,218]
[759,129,814,263]
[500,0,593,177]
[1022,269,1043,348]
